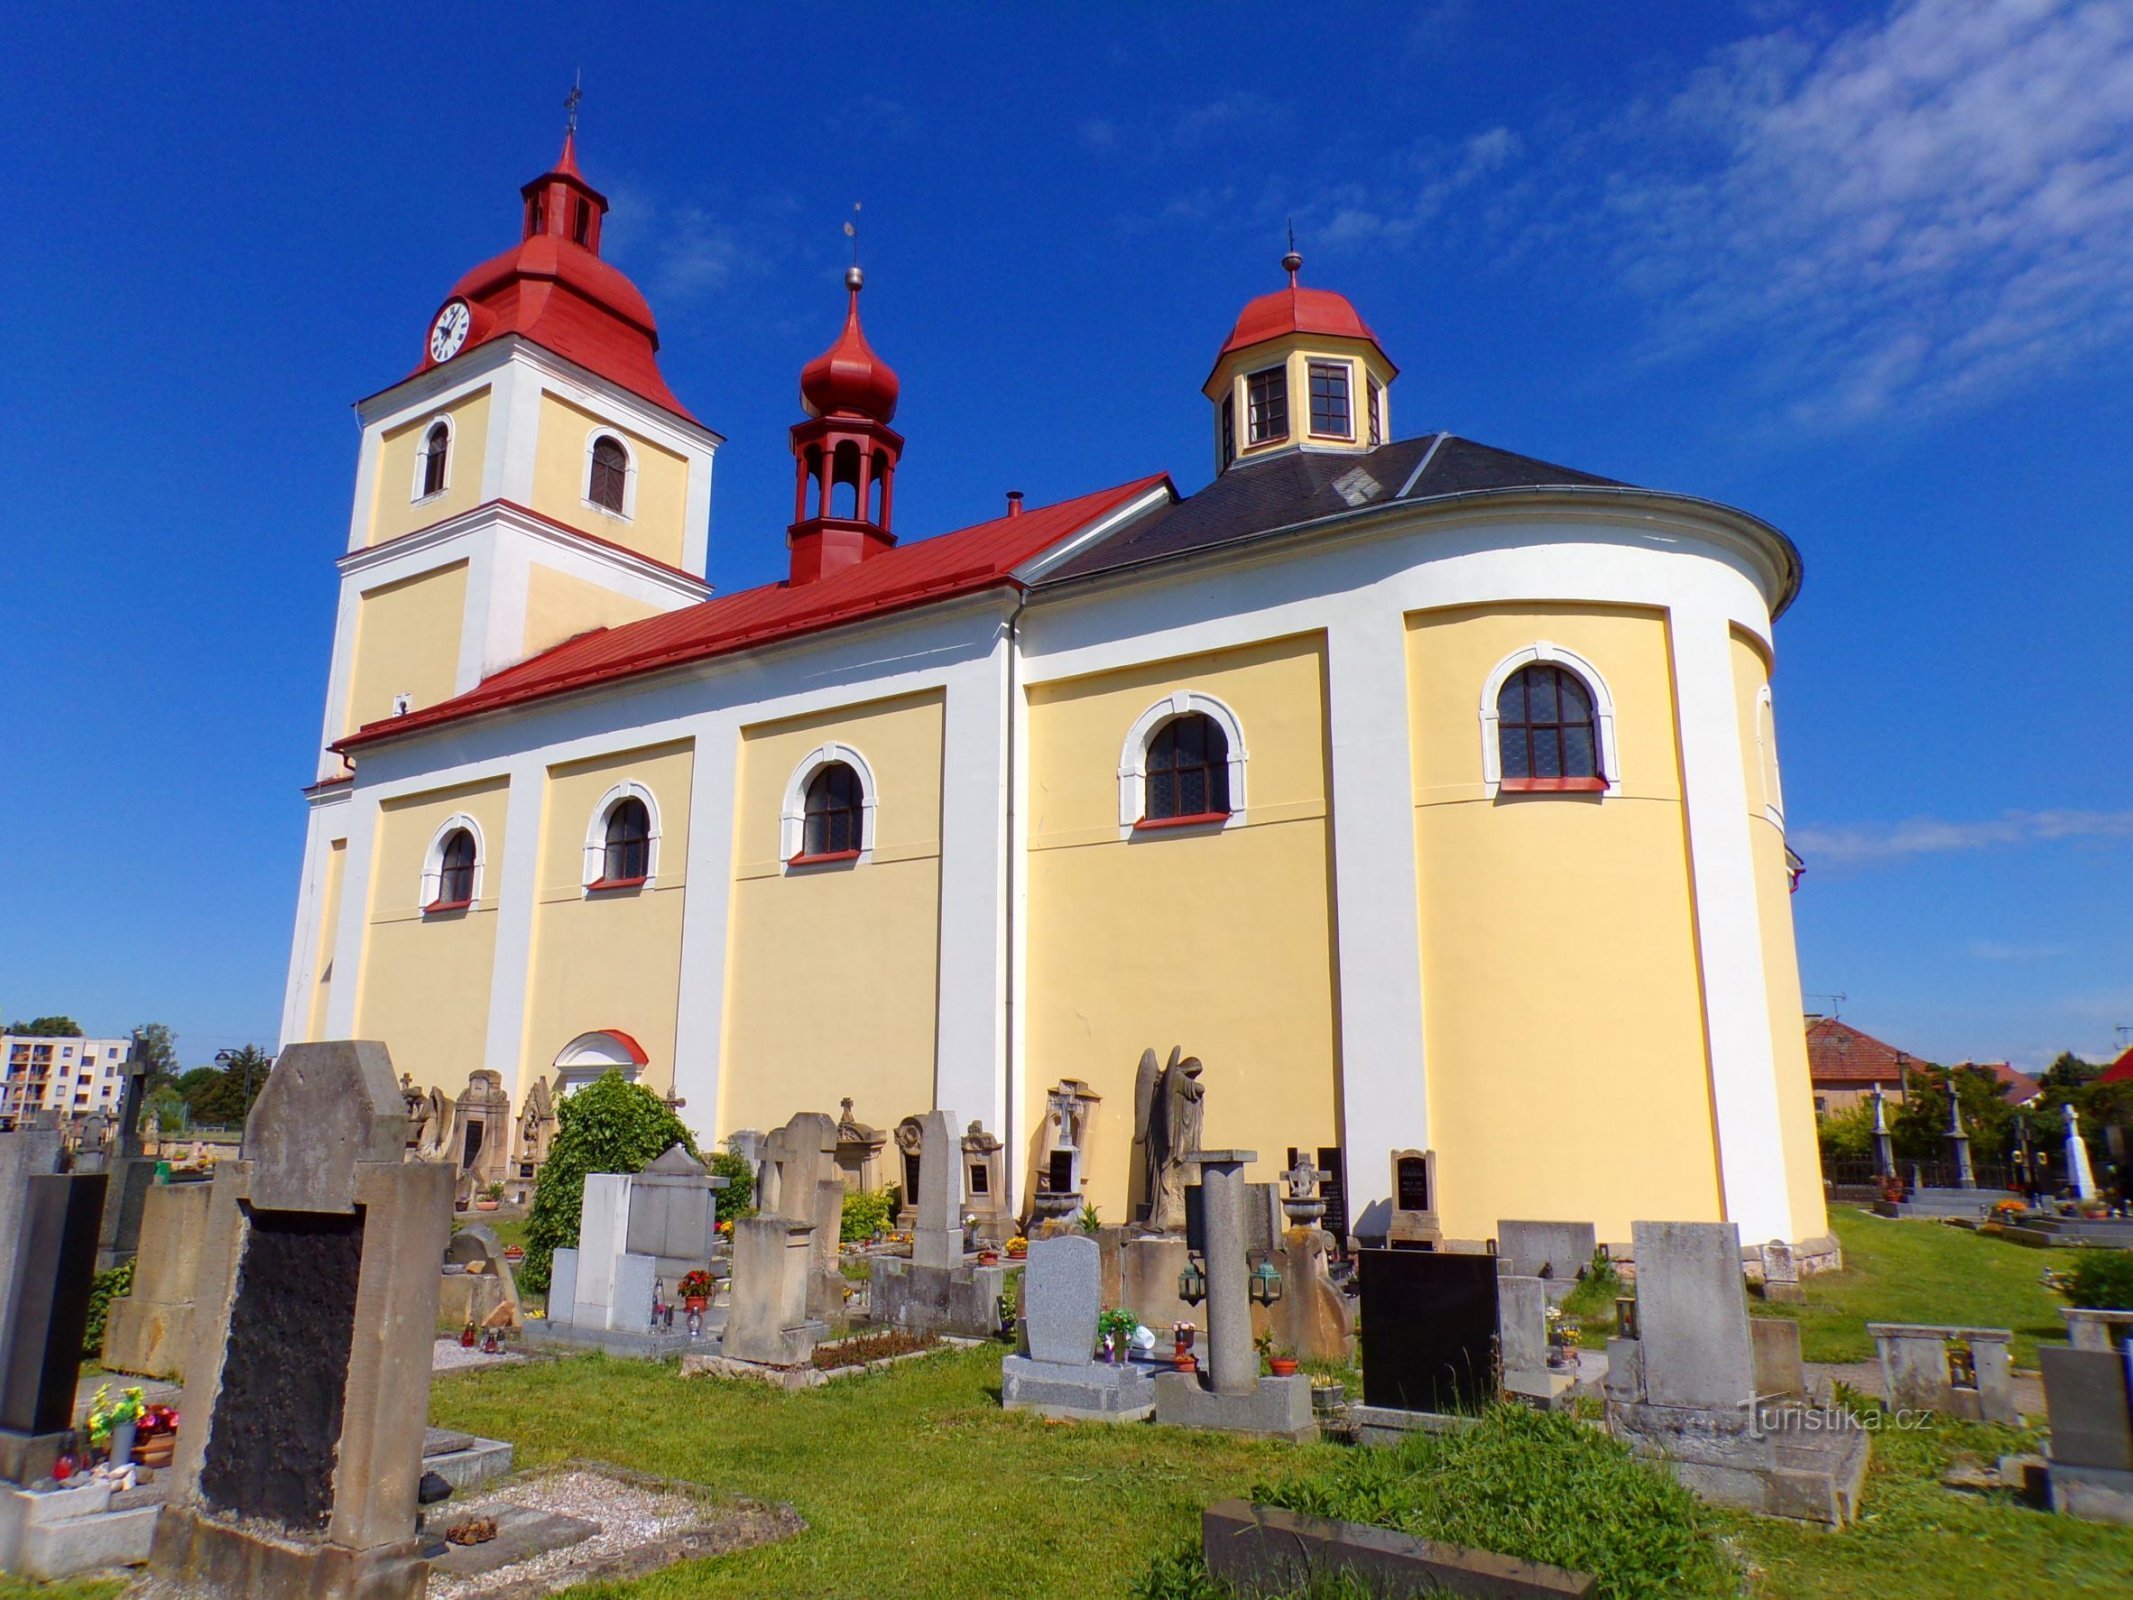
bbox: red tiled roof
[1206,279,1396,390]
[1954,1060,2043,1105]
[337,476,1170,752]
[2099,1045,2133,1086]
[1805,1017,1914,1086]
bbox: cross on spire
[564,71,583,137]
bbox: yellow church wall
[305,837,348,1042]
[530,392,690,568]
[719,693,947,1141]
[368,386,492,547]
[353,779,510,1097]
[345,561,469,735]
[522,563,663,659]
[1023,635,1340,1218]
[1731,630,1830,1243]
[519,741,695,1104]
[1407,604,1722,1241]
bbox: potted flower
[1006,1234,1029,1260]
[1256,1334,1298,1378]
[86,1385,147,1468]
[1097,1307,1140,1365]
[502,1244,525,1264]
[135,1405,179,1469]
[1171,1320,1198,1372]
[979,1246,1001,1266]
[678,1269,715,1314]
[474,1181,505,1213]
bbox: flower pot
[1310,1383,1345,1413]
[979,1251,1000,1266]
[1269,1358,1299,1378]
[474,1199,500,1212]
[108,1421,137,1468]
[684,1296,708,1314]
[136,1432,175,1469]
[1174,1353,1198,1373]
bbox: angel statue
[1132,1047,1205,1233]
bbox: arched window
[420,421,450,497]
[602,796,651,882]
[1496,664,1604,788]
[437,829,477,905]
[802,763,864,858]
[588,434,629,513]
[1145,714,1231,822]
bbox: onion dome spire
[799,266,901,424]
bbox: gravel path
[434,1336,527,1373]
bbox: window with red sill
[435,827,477,906]
[1143,713,1230,824]
[1497,664,1606,791]
[602,796,651,881]
[799,762,864,860]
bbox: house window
[1246,365,1288,444]
[1497,664,1604,788]
[1144,714,1231,822]
[588,435,629,513]
[801,763,865,859]
[1220,395,1236,468]
[437,829,477,906]
[1308,361,1351,437]
[1368,380,1384,445]
[602,797,651,882]
[420,421,450,497]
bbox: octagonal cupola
[788,266,906,585]
[1204,249,1397,474]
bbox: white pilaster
[1324,606,1431,1236]
[322,789,381,1040]
[277,794,346,1046]
[315,578,364,779]
[671,719,740,1145]
[1670,609,1793,1239]
[480,760,549,1098]
[931,626,1013,1146]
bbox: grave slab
[1001,1355,1157,1422]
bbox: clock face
[429,300,472,363]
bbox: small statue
[1132,1047,1205,1233]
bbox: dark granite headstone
[1395,1156,1431,1213]
[2040,1345,2133,1471]
[0,1171,107,1469]
[1359,1248,1499,1414]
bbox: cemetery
[0,1049,2124,1598]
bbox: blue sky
[5,1,2129,1071]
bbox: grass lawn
[1752,1207,2070,1365]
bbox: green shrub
[841,1187,893,1242]
[2058,1248,2133,1311]
[711,1146,755,1219]
[521,1073,696,1293]
[83,1259,136,1360]
[1133,1405,1735,1600]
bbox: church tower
[1202,249,1397,475]
[311,132,721,783]
[786,267,903,585]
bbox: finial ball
[1281,249,1303,277]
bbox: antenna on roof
[1804,992,1847,1018]
[564,70,583,137]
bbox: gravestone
[1870,1324,2019,1425]
[0,1172,108,1483]
[101,1180,214,1378]
[95,1039,157,1271]
[1358,1249,1499,1415]
[440,1224,522,1332]
[2040,1344,2133,1524]
[1760,1240,1803,1304]
[872,1111,1005,1336]
[1497,1220,1596,1304]
[453,1069,512,1197]
[145,1041,451,1600]
[892,1115,925,1230]
[912,1110,963,1270]
[1752,1319,1806,1400]
[1634,1222,1752,1409]
[962,1121,1012,1246]
[806,1176,848,1320]
[720,1217,822,1368]
[625,1143,727,1285]
[833,1099,886,1192]
[1498,1274,1562,1402]
[1387,1149,1441,1247]
[1002,1234,1154,1421]
[533,1174,667,1350]
[0,1128,63,1370]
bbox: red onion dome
[800,267,901,423]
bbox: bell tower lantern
[788,267,904,585]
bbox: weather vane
[844,201,863,266]
[564,70,583,137]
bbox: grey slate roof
[1038,433,1627,587]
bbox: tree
[140,1081,190,1135]
[520,1073,696,1293]
[2040,1052,2100,1095]
[1817,1103,1875,1163]
[5,1016,83,1037]
[175,1046,273,1126]
[131,1023,178,1078]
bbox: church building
[280,136,1830,1255]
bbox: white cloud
[1594,0,2133,424]
[1792,807,2133,867]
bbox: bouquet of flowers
[86,1385,146,1450]
[677,1269,715,1303]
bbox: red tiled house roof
[1805,1017,1914,1087]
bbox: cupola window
[1220,396,1237,468]
[420,422,450,498]
[1246,365,1289,445]
[1368,380,1384,446]
[1308,361,1351,438]
[801,762,865,859]
[1144,714,1232,823]
[588,435,629,513]
[1497,664,1605,789]
[573,198,592,246]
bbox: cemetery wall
[365,386,493,547]
[1730,630,1828,1243]
[1023,633,1340,1206]
[1407,603,1723,1238]
[517,738,697,1099]
[719,689,946,1134]
[351,777,510,1089]
[343,560,470,738]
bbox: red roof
[1805,1017,1914,1086]
[404,137,698,426]
[1208,260,1395,389]
[2100,1045,2133,1086]
[1954,1060,2043,1105]
[337,476,1170,751]
[801,275,900,423]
